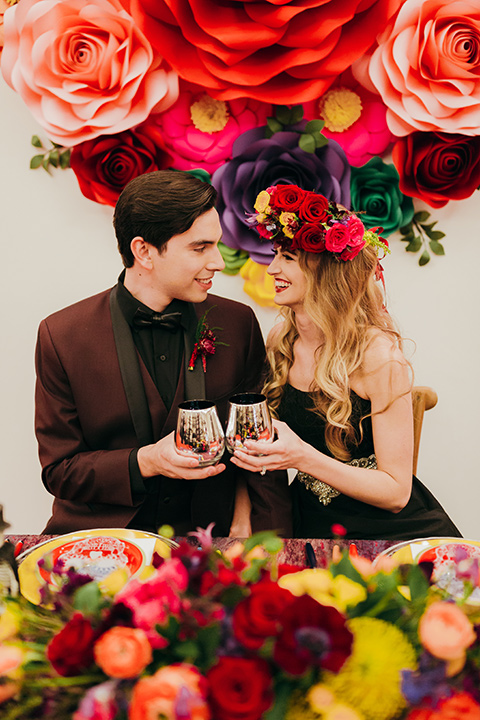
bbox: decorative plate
[375,536,480,601]
[17,528,177,605]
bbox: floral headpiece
[253,184,389,262]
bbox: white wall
[1,79,479,539]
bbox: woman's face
[267,247,308,310]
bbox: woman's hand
[230,419,306,474]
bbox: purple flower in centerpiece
[212,127,351,265]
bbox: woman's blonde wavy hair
[263,244,404,461]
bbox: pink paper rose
[368,0,480,136]
[303,71,396,167]
[154,82,271,175]
[1,0,179,146]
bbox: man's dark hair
[113,170,218,267]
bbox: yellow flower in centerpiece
[323,617,416,720]
[279,569,367,613]
[240,259,276,307]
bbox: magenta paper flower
[154,82,271,174]
[303,71,396,167]
[1,0,179,146]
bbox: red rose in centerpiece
[70,119,173,206]
[299,193,330,224]
[232,578,294,650]
[47,612,95,677]
[274,595,353,676]
[126,0,403,104]
[292,224,326,254]
[392,132,480,209]
[207,656,273,720]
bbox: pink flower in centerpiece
[368,0,480,136]
[419,601,476,662]
[154,82,271,175]
[115,558,188,649]
[73,680,118,720]
[0,0,178,146]
[303,71,396,167]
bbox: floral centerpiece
[1,527,480,720]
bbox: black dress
[279,384,462,541]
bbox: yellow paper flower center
[190,95,229,133]
[319,88,362,133]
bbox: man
[35,171,291,537]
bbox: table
[6,534,395,566]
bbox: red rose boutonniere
[188,307,228,373]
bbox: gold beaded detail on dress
[297,454,377,505]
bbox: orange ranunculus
[129,664,210,720]
[418,601,476,661]
[94,627,152,679]
[1,0,178,146]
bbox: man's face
[149,207,225,307]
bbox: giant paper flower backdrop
[125,0,404,105]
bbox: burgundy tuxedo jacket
[35,286,292,537]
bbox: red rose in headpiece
[293,224,326,254]
[271,185,306,213]
[299,194,330,224]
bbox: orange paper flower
[94,627,152,679]
[418,601,476,661]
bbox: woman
[231,184,461,540]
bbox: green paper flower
[350,157,414,238]
[219,242,249,275]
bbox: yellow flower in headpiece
[254,190,271,214]
[279,212,297,239]
[240,259,276,307]
[278,568,366,613]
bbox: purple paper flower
[212,128,351,264]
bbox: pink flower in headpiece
[346,216,365,248]
[325,224,350,254]
[304,70,395,167]
[153,82,271,174]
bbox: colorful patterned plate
[375,537,480,602]
[18,528,177,605]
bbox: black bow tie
[133,308,182,332]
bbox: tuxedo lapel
[109,284,154,446]
[183,302,206,402]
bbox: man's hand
[137,432,226,479]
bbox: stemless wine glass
[225,393,273,454]
[176,400,225,467]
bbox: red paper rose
[70,119,173,206]
[126,0,403,104]
[392,132,480,209]
[325,224,350,254]
[298,193,330,224]
[1,0,178,146]
[270,185,306,213]
[207,656,273,720]
[232,579,294,650]
[46,612,95,677]
[274,594,353,675]
[292,224,326,254]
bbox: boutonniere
[188,306,228,373]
